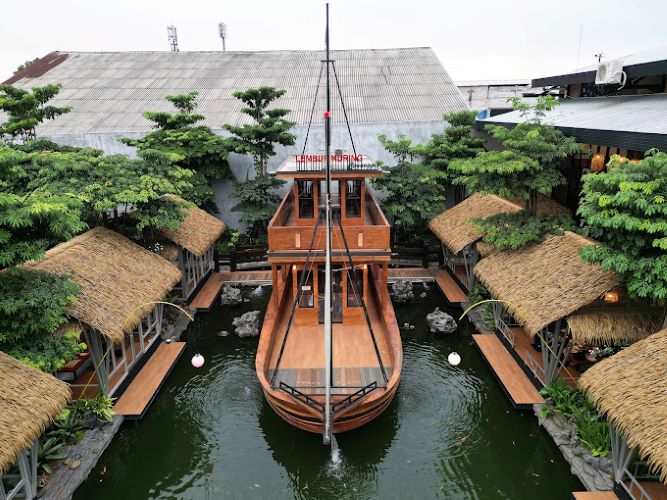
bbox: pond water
[74,283,580,499]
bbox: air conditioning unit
[595,59,626,85]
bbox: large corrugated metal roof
[479,94,667,151]
[6,48,467,135]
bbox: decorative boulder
[233,310,261,338]
[426,307,457,334]
[391,280,414,302]
[220,285,243,306]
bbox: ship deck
[267,285,393,395]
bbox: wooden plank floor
[387,267,433,280]
[113,342,186,418]
[220,270,272,284]
[473,333,544,408]
[431,269,468,303]
[572,492,618,500]
[189,273,225,310]
[628,482,667,500]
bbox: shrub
[5,330,86,373]
[540,379,611,457]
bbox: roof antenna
[595,52,604,63]
[218,22,228,51]
[167,25,179,52]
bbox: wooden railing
[525,351,547,387]
[492,303,516,347]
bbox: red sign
[295,154,364,164]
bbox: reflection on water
[74,284,580,500]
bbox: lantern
[448,352,461,366]
[603,290,620,304]
[591,154,606,172]
[191,353,205,368]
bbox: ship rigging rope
[300,60,358,155]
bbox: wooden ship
[255,5,402,443]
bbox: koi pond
[74,283,580,499]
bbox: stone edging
[533,403,614,491]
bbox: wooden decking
[572,492,618,500]
[189,271,273,310]
[113,342,186,418]
[472,333,544,409]
[189,273,225,310]
[387,267,468,304]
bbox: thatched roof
[474,231,620,334]
[429,193,569,254]
[23,227,181,343]
[0,352,71,474]
[567,307,663,344]
[159,195,226,257]
[579,329,667,482]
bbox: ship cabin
[268,154,391,325]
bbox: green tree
[416,110,485,176]
[224,88,295,238]
[224,87,296,177]
[0,269,78,345]
[121,92,230,209]
[450,96,579,215]
[372,134,447,242]
[578,150,667,302]
[7,148,191,234]
[0,84,71,142]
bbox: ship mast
[323,1,333,445]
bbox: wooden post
[421,243,429,269]
[230,250,237,272]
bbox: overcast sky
[1,0,666,82]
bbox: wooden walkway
[473,333,544,409]
[113,342,186,418]
[189,271,273,311]
[572,492,618,500]
[387,268,468,304]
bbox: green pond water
[74,283,580,499]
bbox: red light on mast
[324,111,331,118]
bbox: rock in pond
[220,285,243,306]
[233,310,261,338]
[426,307,457,334]
[391,280,414,302]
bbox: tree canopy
[121,92,230,208]
[578,150,667,300]
[372,134,446,242]
[224,87,296,177]
[450,96,579,216]
[416,110,485,176]
[0,84,71,142]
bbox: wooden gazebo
[429,193,569,290]
[0,352,70,499]
[580,329,667,499]
[23,227,182,397]
[159,195,226,301]
[474,231,661,385]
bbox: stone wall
[533,403,614,491]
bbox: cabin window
[297,180,314,219]
[319,180,340,209]
[347,268,364,307]
[297,270,314,308]
[345,180,362,218]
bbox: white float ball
[448,352,461,366]
[191,353,205,368]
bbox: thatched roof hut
[159,195,226,257]
[23,227,182,343]
[567,307,662,344]
[579,328,667,482]
[474,231,621,334]
[429,193,570,254]
[0,352,71,475]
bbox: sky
[1,0,666,82]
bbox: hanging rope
[331,61,357,155]
[302,63,325,155]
